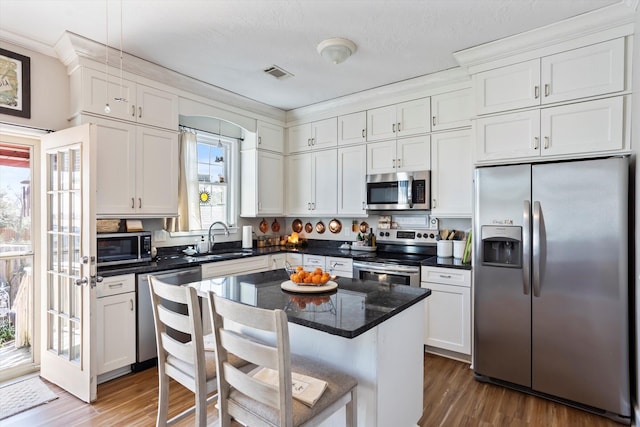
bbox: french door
[40,124,97,402]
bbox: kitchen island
[187,269,431,427]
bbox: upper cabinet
[473,38,625,116]
[431,89,472,131]
[367,135,430,174]
[338,111,367,145]
[337,144,367,216]
[71,66,179,130]
[287,117,337,153]
[240,150,284,217]
[475,96,628,162]
[84,116,178,217]
[367,98,431,141]
[430,130,473,217]
[286,149,338,216]
[256,121,284,153]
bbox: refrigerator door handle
[532,201,541,297]
[522,200,531,295]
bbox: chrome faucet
[208,221,230,251]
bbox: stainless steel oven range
[352,229,438,287]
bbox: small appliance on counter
[97,231,152,267]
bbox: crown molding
[286,67,471,125]
[0,29,58,57]
[454,1,638,70]
[54,32,286,123]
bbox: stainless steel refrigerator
[473,157,630,422]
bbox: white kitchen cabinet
[96,274,136,378]
[256,121,285,153]
[367,135,430,174]
[201,255,271,279]
[421,266,471,356]
[87,116,178,217]
[431,89,472,131]
[366,98,431,142]
[270,253,287,270]
[240,150,284,216]
[303,254,325,269]
[337,144,367,216]
[475,96,626,162]
[71,66,178,129]
[286,149,337,216]
[287,117,337,153]
[326,257,353,278]
[474,38,625,115]
[430,130,473,217]
[338,111,367,145]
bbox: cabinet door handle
[138,198,142,209]
[544,84,550,97]
[439,274,452,279]
[108,282,123,289]
[534,86,539,99]
[307,202,311,210]
[397,158,401,168]
[432,198,437,208]
[308,138,311,146]
[362,129,365,138]
[544,136,550,149]
[130,299,134,311]
[533,137,539,150]
[131,105,135,117]
[392,159,396,168]
[131,198,135,209]
[397,122,401,132]
[138,106,142,118]
[392,123,396,133]
[432,116,436,127]
[311,202,316,210]
[311,138,315,146]
[258,201,262,210]
[258,136,262,145]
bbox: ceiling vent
[263,65,293,80]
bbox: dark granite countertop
[98,240,471,277]
[188,269,431,339]
[421,256,472,270]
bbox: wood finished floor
[2,353,625,426]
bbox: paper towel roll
[242,226,253,249]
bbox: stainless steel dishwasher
[135,267,202,371]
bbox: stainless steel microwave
[366,171,430,210]
[97,232,152,266]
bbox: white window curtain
[176,130,201,231]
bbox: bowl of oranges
[285,262,333,286]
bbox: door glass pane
[48,312,58,353]
[71,148,81,190]
[71,235,81,278]
[60,150,69,191]
[60,276,69,316]
[72,282,81,318]
[71,192,80,233]
[70,321,80,362]
[60,319,69,357]
[48,153,57,191]
[60,234,69,275]
[49,234,58,272]
[60,192,69,232]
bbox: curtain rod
[0,121,55,134]
[179,125,244,142]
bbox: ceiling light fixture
[317,37,357,65]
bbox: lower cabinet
[201,255,271,278]
[421,267,471,356]
[97,274,136,380]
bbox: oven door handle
[353,262,419,275]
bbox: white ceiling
[0,0,625,111]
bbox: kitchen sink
[189,250,254,261]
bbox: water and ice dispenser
[481,226,522,268]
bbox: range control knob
[417,233,422,238]
[384,231,390,237]
[429,233,435,238]
[379,231,384,237]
